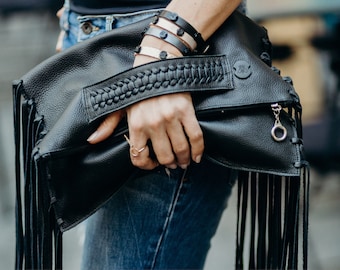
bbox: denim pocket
[77,16,107,42]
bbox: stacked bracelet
[158,10,207,53]
[151,17,197,51]
[144,26,192,56]
[135,10,208,61]
[134,45,178,60]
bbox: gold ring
[124,135,146,157]
[130,146,146,157]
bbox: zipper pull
[271,103,287,142]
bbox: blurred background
[0,0,339,269]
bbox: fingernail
[167,164,177,170]
[179,164,188,170]
[87,131,98,142]
[195,155,202,163]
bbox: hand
[126,92,204,170]
[87,93,204,170]
[88,47,204,170]
[87,110,125,143]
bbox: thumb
[87,111,123,144]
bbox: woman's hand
[87,93,204,170]
[87,0,243,169]
[87,37,205,170]
[125,92,203,170]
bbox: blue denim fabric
[60,6,238,270]
[59,8,160,50]
[60,1,247,50]
[81,161,236,270]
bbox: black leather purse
[13,11,309,270]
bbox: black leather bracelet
[151,17,197,51]
[158,10,207,53]
[144,26,192,56]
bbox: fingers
[182,110,204,164]
[128,144,159,170]
[127,112,168,170]
[165,93,204,166]
[142,127,178,169]
[87,111,123,144]
[126,93,204,170]
[87,93,204,170]
[163,118,191,169]
[86,93,204,172]
[124,133,159,170]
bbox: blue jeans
[60,6,237,270]
[59,5,161,50]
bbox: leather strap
[153,17,197,51]
[158,10,207,52]
[83,55,233,122]
[145,26,192,55]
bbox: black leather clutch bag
[13,11,309,270]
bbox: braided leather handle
[83,55,233,122]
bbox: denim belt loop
[60,0,71,32]
[64,0,70,9]
[106,15,115,31]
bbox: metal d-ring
[271,122,287,142]
[271,103,287,142]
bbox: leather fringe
[13,73,309,270]
[235,169,310,270]
[235,78,309,270]
[13,81,63,270]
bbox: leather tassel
[235,171,309,270]
[13,81,24,270]
[13,81,62,270]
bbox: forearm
[92,0,243,167]
[166,0,242,40]
[134,0,242,66]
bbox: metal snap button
[81,22,93,35]
[233,60,252,79]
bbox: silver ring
[271,124,287,142]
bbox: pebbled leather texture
[14,11,305,233]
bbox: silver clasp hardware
[271,103,287,142]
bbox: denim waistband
[77,8,161,31]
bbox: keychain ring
[271,124,287,142]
